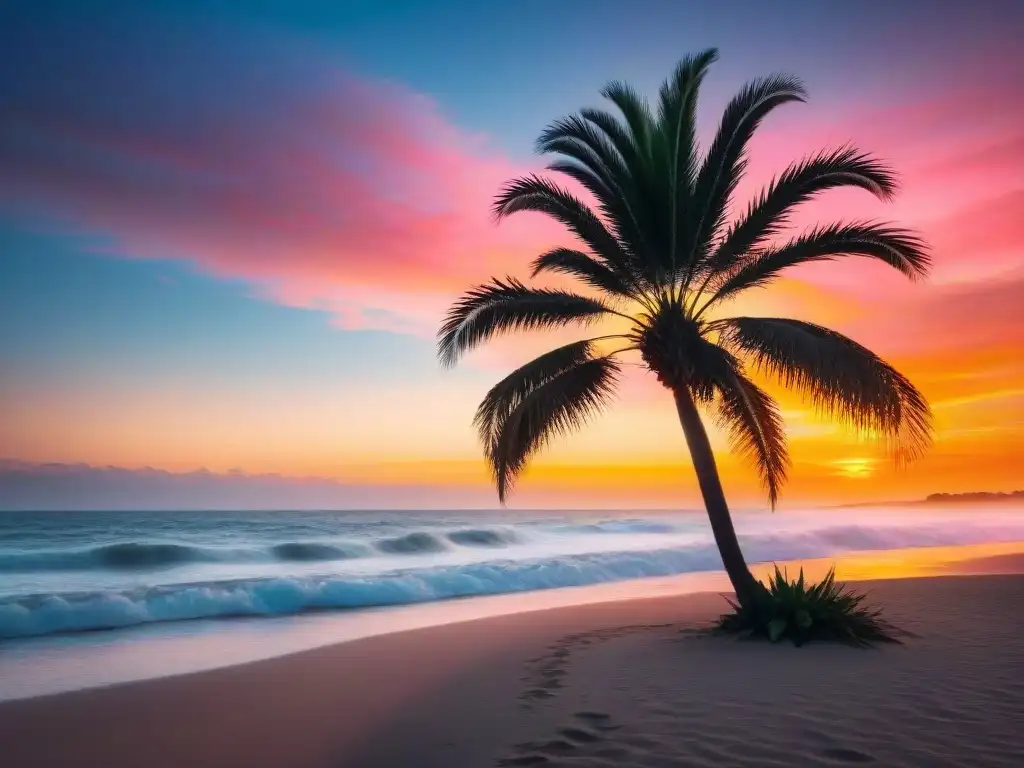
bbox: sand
[2,553,1024,767]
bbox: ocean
[3,506,1024,642]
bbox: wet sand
[2,548,1024,767]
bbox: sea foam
[2,513,1023,640]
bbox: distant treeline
[926,490,1024,503]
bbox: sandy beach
[2,548,1024,768]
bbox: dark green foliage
[713,317,932,465]
[487,355,621,502]
[529,247,634,297]
[437,278,612,368]
[714,365,789,506]
[473,341,622,501]
[705,147,900,276]
[702,222,929,309]
[713,565,904,647]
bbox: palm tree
[437,49,932,608]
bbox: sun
[832,457,878,479]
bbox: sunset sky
[1,0,1022,509]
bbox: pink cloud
[924,191,1024,283]
[916,134,1024,186]
[2,26,1021,346]
[834,271,1024,359]
[1,52,563,333]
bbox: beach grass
[712,564,903,646]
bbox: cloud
[902,273,1024,352]
[0,460,496,511]
[925,191,1024,282]
[0,8,561,333]
[832,271,1024,366]
[916,134,1024,186]
[1,5,1021,344]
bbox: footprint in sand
[558,726,601,744]
[498,713,618,765]
[572,711,622,733]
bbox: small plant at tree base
[713,565,903,647]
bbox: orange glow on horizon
[757,541,1024,585]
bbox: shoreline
[6,507,1024,645]
[2,543,1024,767]
[2,540,1024,703]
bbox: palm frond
[543,157,617,210]
[685,74,807,285]
[579,107,641,172]
[548,109,651,272]
[490,354,621,501]
[537,115,632,191]
[715,362,791,507]
[437,278,613,368]
[594,84,664,278]
[657,48,718,275]
[704,222,930,310]
[474,339,598,450]
[538,115,641,250]
[708,147,900,274]
[541,156,647,269]
[529,247,635,297]
[493,175,637,284]
[599,81,655,160]
[716,317,933,462]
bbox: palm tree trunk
[673,386,761,606]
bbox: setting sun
[832,457,879,479]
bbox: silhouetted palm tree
[438,49,932,607]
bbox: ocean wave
[0,526,524,572]
[375,532,448,554]
[94,542,209,569]
[0,542,250,572]
[269,542,369,562]
[0,545,725,639]
[446,527,519,547]
[2,515,1023,640]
